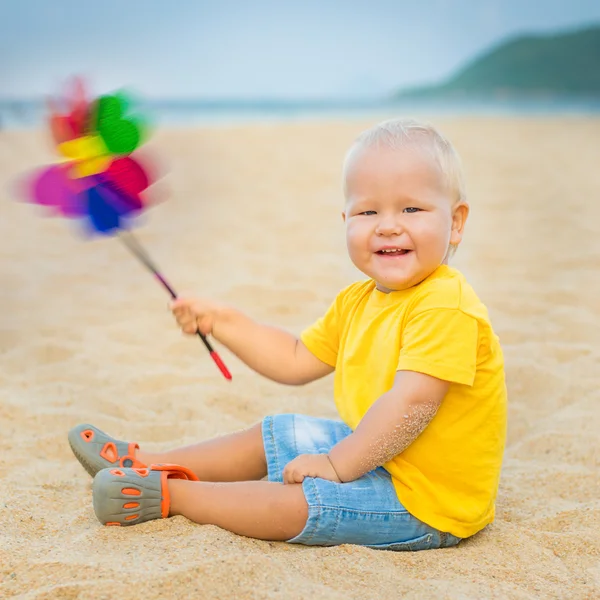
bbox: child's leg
[168,479,308,541]
[137,423,267,482]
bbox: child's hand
[170,296,223,336]
[283,454,342,484]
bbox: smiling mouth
[375,249,411,255]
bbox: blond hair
[342,117,466,205]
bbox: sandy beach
[1,116,599,599]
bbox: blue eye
[403,207,421,213]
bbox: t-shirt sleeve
[397,308,478,386]
[299,292,344,368]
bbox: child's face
[342,144,468,293]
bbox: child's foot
[92,464,199,526]
[68,423,147,477]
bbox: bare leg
[136,422,267,482]
[168,479,308,541]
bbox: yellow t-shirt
[300,264,507,539]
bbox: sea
[2,96,600,130]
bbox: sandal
[92,464,199,526]
[68,423,147,477]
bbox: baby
[69,118,507,551]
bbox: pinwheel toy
[17,78,232,380]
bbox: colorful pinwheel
[17,78,232,380]
[26,78,153,235]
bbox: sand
[1,116,599,599]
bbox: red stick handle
[210,350,232,380]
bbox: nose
[375,214,403,236]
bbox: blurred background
[2,0,600,126]
[2,3,600,599]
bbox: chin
[377,272,423,291]
[376,276,411,291]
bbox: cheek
[421,215,452,242]
[346,221,368,250]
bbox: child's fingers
[172,308,185,322]
[175,311,193,325]
[169,304,184,318]
[174,310,198,333]
[283,466,292,484]
[170,302,192,316]
[173,310,191,325]
[197,316,214,336]
[169,296,195,312]
[283,467,304,484]
[182,322,198,334]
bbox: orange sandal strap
[149,464,200,518]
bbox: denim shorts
[262,413,462,551]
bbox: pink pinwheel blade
[30,165,87,217]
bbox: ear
[341,211,346,223]
[449,202,469,246]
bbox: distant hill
[395,24,600,99]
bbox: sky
[2,0,600,100]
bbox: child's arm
[327,370,449,482]
[170,297,334,385]
[281,370,448,485]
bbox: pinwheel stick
[118,231,232,381]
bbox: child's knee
[271,483,308,539]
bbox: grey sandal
[68,423,146,477]
[92,464,199,526]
